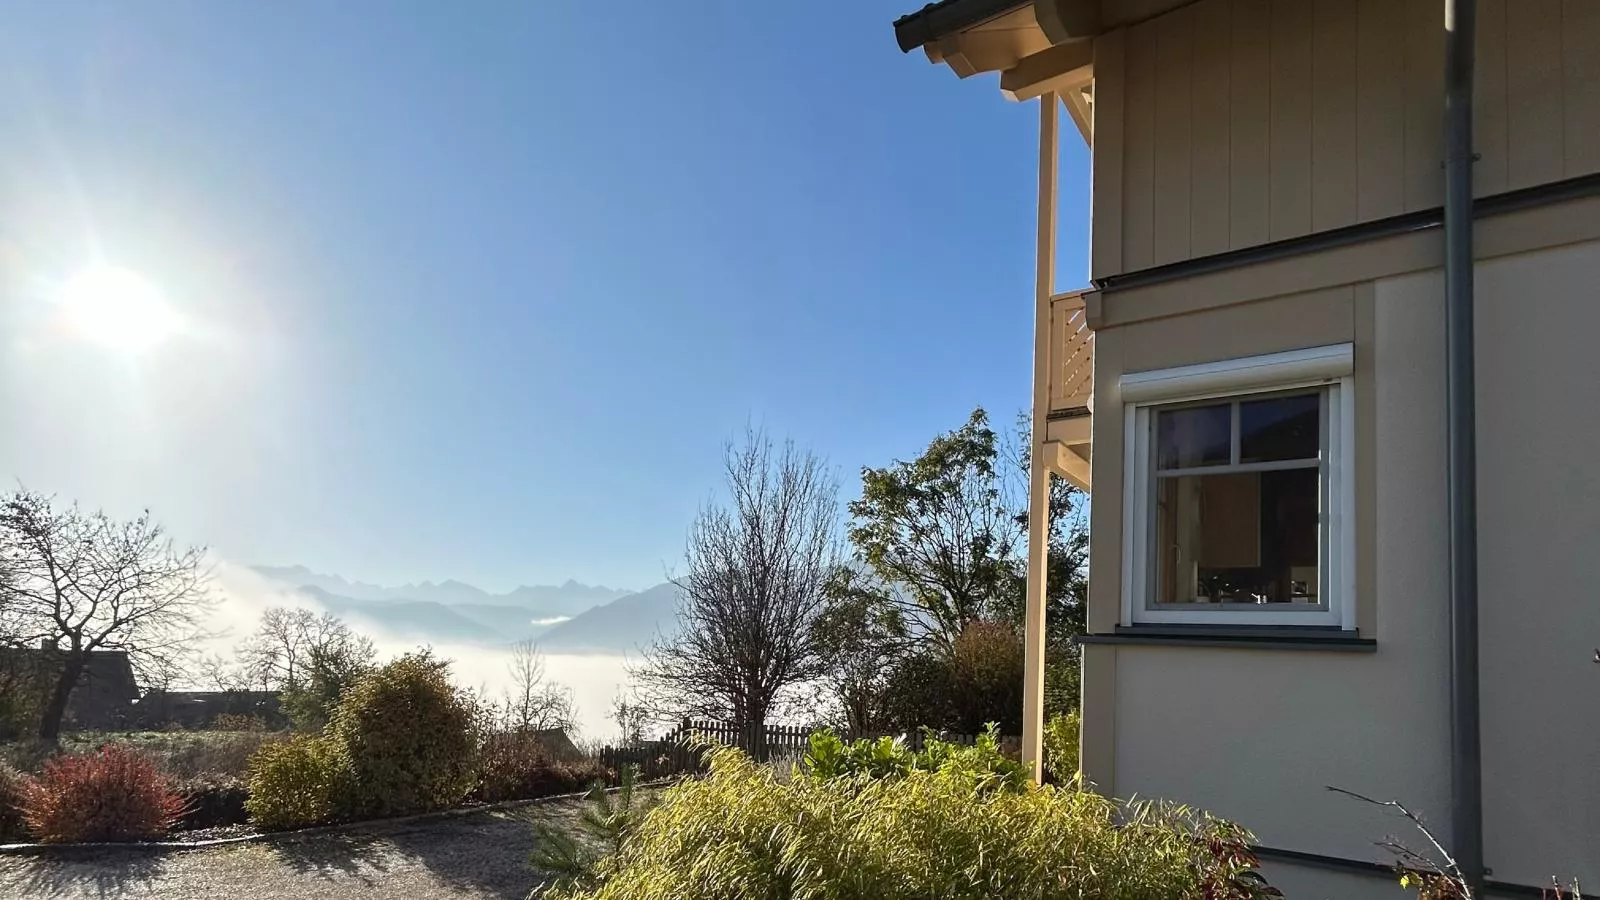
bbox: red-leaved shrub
[0,763,29,842]
[475,732,609,803]
[22,746,186,843]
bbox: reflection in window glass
[1156,404,1230,470]
[1239,393,1321,463]
[1155,468,1320,605]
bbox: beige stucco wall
[1105,269,1452,865]
[1083,236,1600,891]
[1475,238,1600,887]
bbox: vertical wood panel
[1402,0,1443,211]
[1091,31,1127,279]
[1268,0,1313,239]
[1123,20,1159,271]
[1153,6,1194,264]
[1311,0,1358,230]
[1189,0,1233,258]
[1563,0,1600,176]
[1230,0,1272,248]
[1355,0,1406,220]
[1473,0,1510,196]
[1506,0,1565,189]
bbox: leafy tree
[632,427,839,759]
[811,567,909,738]
[844,409,1023,653]
[832,409,1092,733]
[0,491,213,741]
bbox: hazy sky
[0,1,1091,592]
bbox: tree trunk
[37,654,86,743]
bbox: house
[890,0,1599,895]
[0,645,140,731]
[133,690,287,731]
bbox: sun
[58,265,180,352]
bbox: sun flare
[59,265,179,352]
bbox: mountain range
[249,566,681,654]
[250,565,630,615]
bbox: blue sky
[0,1,1091,592]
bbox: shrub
[244,735,349,830]
[0,763,30,842]
[174,774,251,830]
[532,764,653,893]
[802,723,1029,793]
[326,652,479,819]
[149,731,282,779]
[1041,711,1080,783]
[476,732,610,804]
[209,713,267,733]
[21,746,185,843]
[543,745,1278,900]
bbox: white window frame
[1118,345,1356,629]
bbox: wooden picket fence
[594,719,989,780]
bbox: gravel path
[0,799,587,900]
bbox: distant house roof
[530,728,582,762]
[134,690,286,729]
[0,646,141,730]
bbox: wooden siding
[1089,0,1600,280]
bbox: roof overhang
[892,0,1191,141]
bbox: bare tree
[499,638,576,733]
[239,607,370,692]
[610,689,650,748]
[0,491,213,741]
[235,606,376,730]
[631,428,840,759]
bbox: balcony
[1042,290,1093,491]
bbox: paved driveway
[0,800,585,900]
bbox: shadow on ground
[266,803,578,900]
[0,848,168,899]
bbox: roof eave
[892,0,1030,52]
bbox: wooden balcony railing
[1048,291,1093,415]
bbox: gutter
[1442,0,1485,892]
[892,0,1028,52]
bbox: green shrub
[476,732,610,804]
[531,764,654,893]
[244,735,348,830]
[0,762,29,842]
[802,723,1029,793]
[21,746,185,843]
[326,652,479,819]
[543,745,1278,900]
[1041,711,1080,783]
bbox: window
[1120,346,1354,628]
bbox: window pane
[1239,393,1320,463]
[1155,468,1320,605]
[1156,403,1231,469]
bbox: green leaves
[540,742,1275,900]
[845,409,1024,650]
[799,723,1028,793]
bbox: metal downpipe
[1443,0,1484,891]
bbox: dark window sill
[1076,625,1375,652]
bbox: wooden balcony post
[1022,91,1058,783]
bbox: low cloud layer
[197,559,631,741]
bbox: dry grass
[3,731,286,779]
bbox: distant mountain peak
[250,565,633,616]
